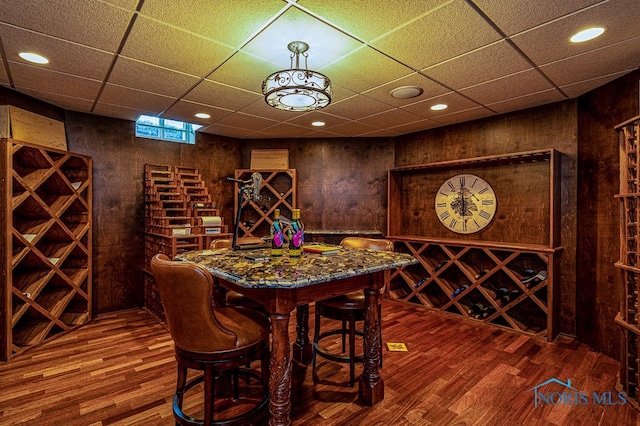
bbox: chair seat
[312,237,392,387]
[227,290,265,311]
[316,292,366,322]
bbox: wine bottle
[289,208,304,257]
[270,209,284,256]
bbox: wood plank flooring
[0,301,638,425]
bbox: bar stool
[150,254,269,425]
[210,237,266,310]
[312,237,393,386]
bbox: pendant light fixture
[262,41,332,112]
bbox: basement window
[135,115,202,144]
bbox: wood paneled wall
[576,69,640,358]
[394,101,579,338]
[63,111,241,315]
[2,69,639,358]
[239,137,395,233]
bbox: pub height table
[176,244,417,426]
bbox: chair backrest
[340,237,394,252]
[150,253,237,353]
[210,236,264,249]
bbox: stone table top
[175,245,417,288]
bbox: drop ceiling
[0,0,638,139]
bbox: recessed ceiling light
[570,27,605,43]
[19,52,49,64]
[195,113,210,119]
[311,121,325,127]
[431,104,448,111]
[390,86,423,99]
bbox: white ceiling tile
[121,15,235,76]
[298,0,445,42]
[139,0,285,47]
[0,24,115,80]
[485,89,567,114]
[459,69,556,106]
[9,61,102,100]
[424,41,532,90]
[162,100,234,125]
[109,57,201,98]
[99,83,175,115]
[372,0,502,70]
[362,73,450,107]
[322,94,395,120]
[184,79,263,111]
[472,0,602,36]
[16,87,95,113]
[540,37,640,86]
[0,0,134,51]
[560,69,635,98]
[510,0,640,66]
[400,92,480,119]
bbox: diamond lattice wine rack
[1,138,92,361]
[386,149,562,341]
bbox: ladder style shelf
[143,164,230,322]
[614,115,640,409]
[234,169,297,239]
[1,138,92,361]
[386,149,561,341]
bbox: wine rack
[614,115,640,409]
[386,149,561,341]
[1,138,92,361]
[143,164,230,322]
[387,238,559,340]
[233,169,297,239]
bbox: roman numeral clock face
[434,174,497,234]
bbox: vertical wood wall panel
[394,102,579,338]
[576,69,640,358]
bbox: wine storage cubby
[386,149,561,341]
[143,164,230,322]
[615,115,640,409]
[387,238,559,340]
[233,169,297,239]
[1,138,92,361]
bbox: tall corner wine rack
[1,138,93,361]
[386,149,562,341]
[614,115,640,409]
[234,169,297,239]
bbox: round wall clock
[434,174,497,234]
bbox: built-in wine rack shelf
[1,138,92,361]
[386,149,561,341]
[387,237,559,340]
[234,169,297,239]
[143,164,231,322]
[614,115,640,409]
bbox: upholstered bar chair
[312,237,393,386]
[209,237,266,310]
[150,254,269,425]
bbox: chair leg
[312,307,321,374]
[341,319,347,353]
[349,316,356,387]
[175,365,188,409]
[378,303,383,369]
[204,364,215,426]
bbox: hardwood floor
[0,301,638,425]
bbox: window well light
[431,104,448,111]
[570,27,605,43]
[19,52,49,64]
[195,113,210,119]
